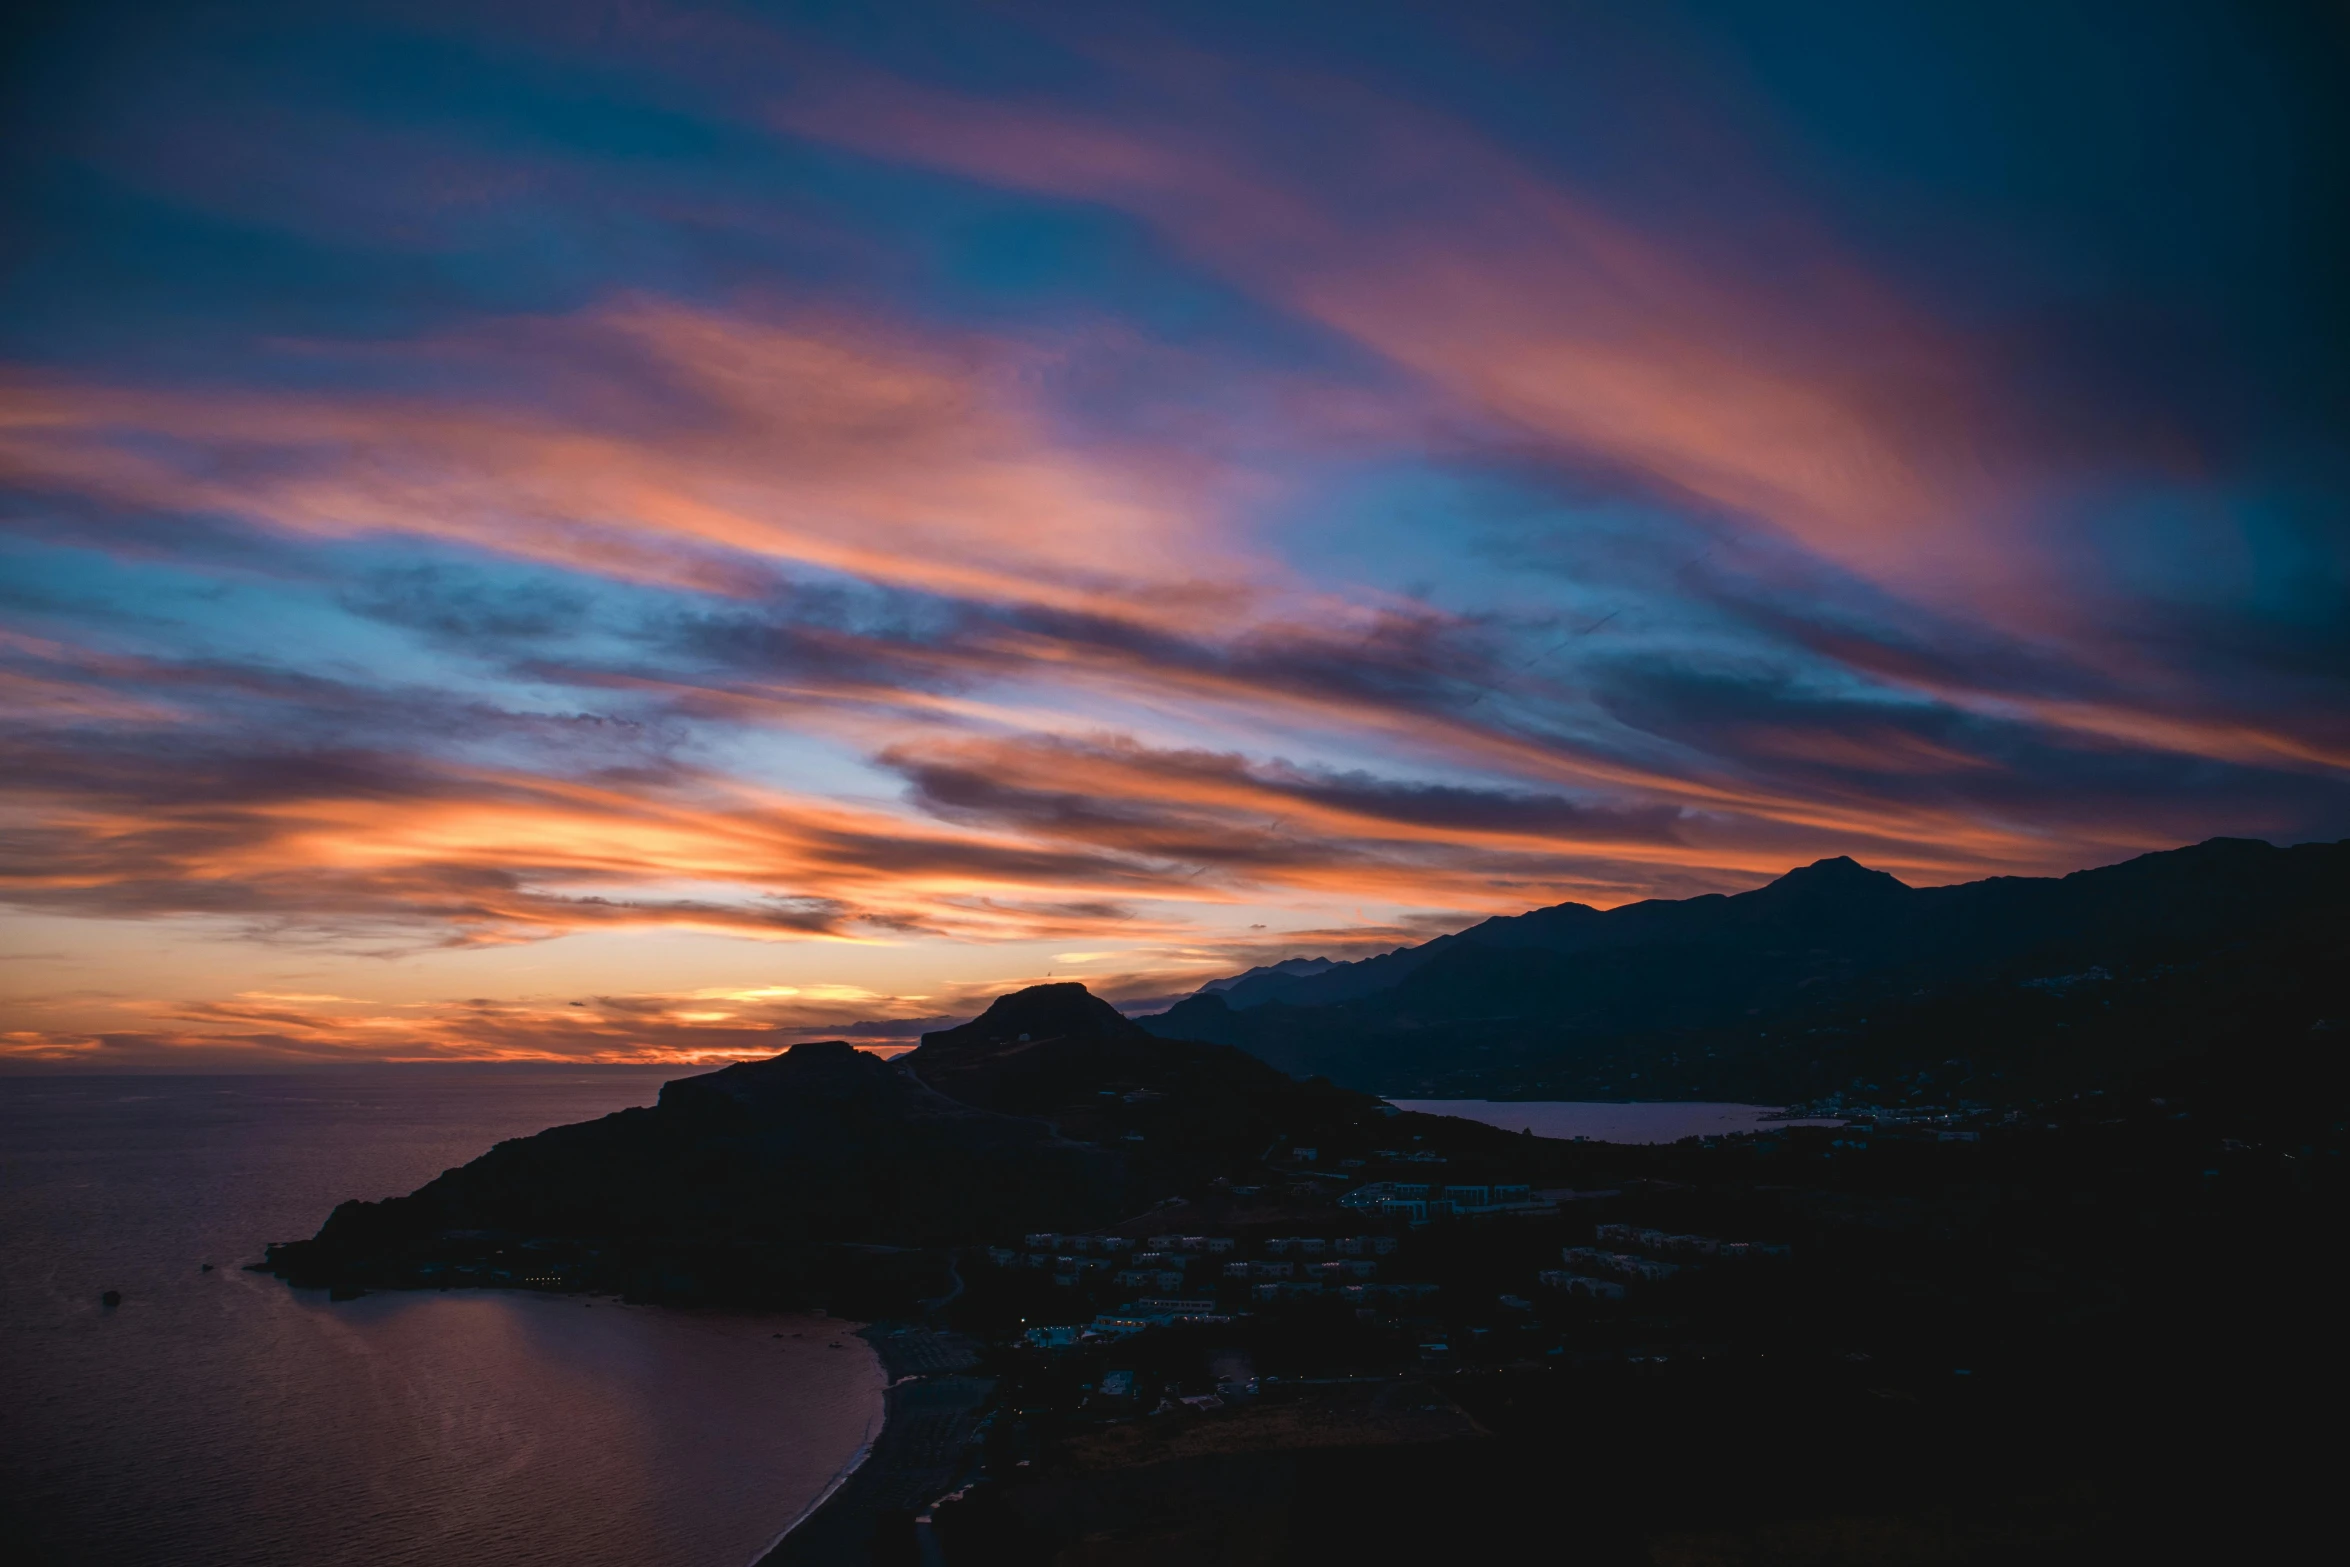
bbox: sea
[1389,1099,1841,1143]
[0,1071,886,1567]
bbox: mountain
[1141,837,2350,1103]
[262,983,1394,1307]
[1199,956,1343,1006]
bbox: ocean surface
[0,1072,886,1567]
[1392,1099,1841,1143]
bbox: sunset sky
[3,0,2345,1066]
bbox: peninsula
[260,841,2347,1562]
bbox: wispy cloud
[0,300,1246,616]
[0,1,2342,1064]
[755,47,2032,599]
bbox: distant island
[265,836,2348,1562]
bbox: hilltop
[260,983,1411,1308]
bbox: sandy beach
[759,1326,992,1567]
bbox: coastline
[757,1325,992,1567]
[744,1360,886,1567]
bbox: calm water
[0,1072,885,1567]
[1393,1099,1841,1143]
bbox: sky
[2,0,2345,1068]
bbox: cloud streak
[755,45,2044,602]
[0,1,2343,1064]
[1,300,1246,620]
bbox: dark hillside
[908,983,1378,1182]
[1143,837,2350,1102]
[261,984,1397,1309]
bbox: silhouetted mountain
[264,983,1392,1306]
[1142,837,2350,1103]
[1200,956,1343,1007]
[893,983,1387,1199]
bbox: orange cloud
[5,757,1224,947]
[0,300,1248,624]
[0,992,894,1068]
[2,603,2177,980]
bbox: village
[981,1169,1794,1370]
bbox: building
[1093,1295,1230,1334]
[1598,1224,1719,1257]
[1252,1280,1326,1301]
[1128,1297,1230,1325]
[1339,1181,1430,1209]
[1341,1281,1439,1306]
[1537,1271,1627,1301]
[1561,1246,1680,1283]
[1592,1223,1789,1260]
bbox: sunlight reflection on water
[0,1073,883,1567]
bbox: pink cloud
[0,299,1253,622]
[754,50,2113,622]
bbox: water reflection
[1392,1099,1841,1144]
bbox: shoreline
[743,1346,887,1567]
[757,1325,991,1567]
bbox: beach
[761,1326,993,1566]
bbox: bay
[1391,1098,1841,1144]
[0,1071,884,1567]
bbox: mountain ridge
[1142,836,2350,1102]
